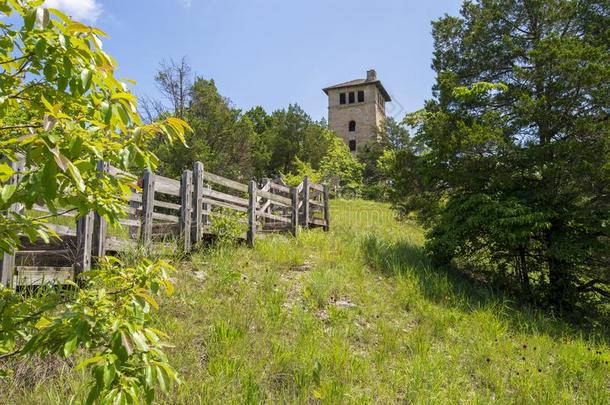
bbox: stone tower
[323,69,391,153]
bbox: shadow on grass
[360,234,610,342]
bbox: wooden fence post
[140,168,155,244]
[192,162,204,245]
[261,177,271,228]
[323,184,330,232]
[302,175,310,228]
[291,186,299,236]
[247,180,257,247]
[92,161,109,258]
[203,184,211,226]
[75,212,94,278]
[0,156,25,288]
[128,199,139,239]
[180,169,193,253]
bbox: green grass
[5,199,610,403]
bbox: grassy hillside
[5,200,609,403]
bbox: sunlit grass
[6,199,610,403]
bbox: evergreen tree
[386,0,610,309]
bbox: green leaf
[63,335,78,357]
[101,101,112,124]
[102,364,115,387]
[43,63,55,81]
[0,184,16,203]
[116,103,130,126]
[155,365,167,393]
[34,37,46,58]
[144,365,154,387]
[76,355,105,370]
[66,160,85,192]
[81,68,92,92]
[131,331,149,352]
[51,150,68,171]
[34,7,49,30]
[135,289,159,310]
[0,163,14,182]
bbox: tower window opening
[358,90,364,102]
[348,120,356,132]
[339,93,346,104]
[349,140,357,152]
[348,92,355,104]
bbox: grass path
[157,200,609,403]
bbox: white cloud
[44,0,103,22]
[178,0,192,8]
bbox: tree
[154,56,192,119]
[264,104,332,175]
[244,106,274,178]
[0,1,189,401]
[359,117,411,200]
[387,0,609,309]
[152,77,257,180]
[282,131,363,195]
[320,135,364,196]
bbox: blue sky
[48,0,463,121]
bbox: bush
[0,258,178,403]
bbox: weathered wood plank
[202,197,248,213]
[260,199,272,214]
[257,189,292,206]
[155,176,180,196]
[153,200,181,211]
[47,223,77,236]
[203,188,249,207]
[180,169,193,253]
[152,212,180,223]
[140,169,155,244]
[128,193,142,203]
[261,178,272,192]
[257,210,291,224]
[118,204,140,215]
[13,266,73,286]
[309,200,325,208]
[247,180,257,247]
[105,236,137,252]
[118,218,141,227]
[302,176,310,228]
[92,161,109,258]
[291,187,299,236]
[75,212,94,276]
[310,218,326,227]
[323,184,330,232]
[203,184,211,226]
[128,197,140,239]
[108,165,136,179]
[202,172,248,193]
[192,162,204,244]
[310,183,324,192]
[270,182,291,194]
[31,204,77,217]
[1,156,25,287]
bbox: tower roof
[322,69,391,102]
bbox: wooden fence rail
[0,160,330,288]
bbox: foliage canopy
[383,0,610,310]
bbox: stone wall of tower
[327,83,386,153]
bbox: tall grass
[4,199,609,403]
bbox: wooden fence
[0,159,329,288]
